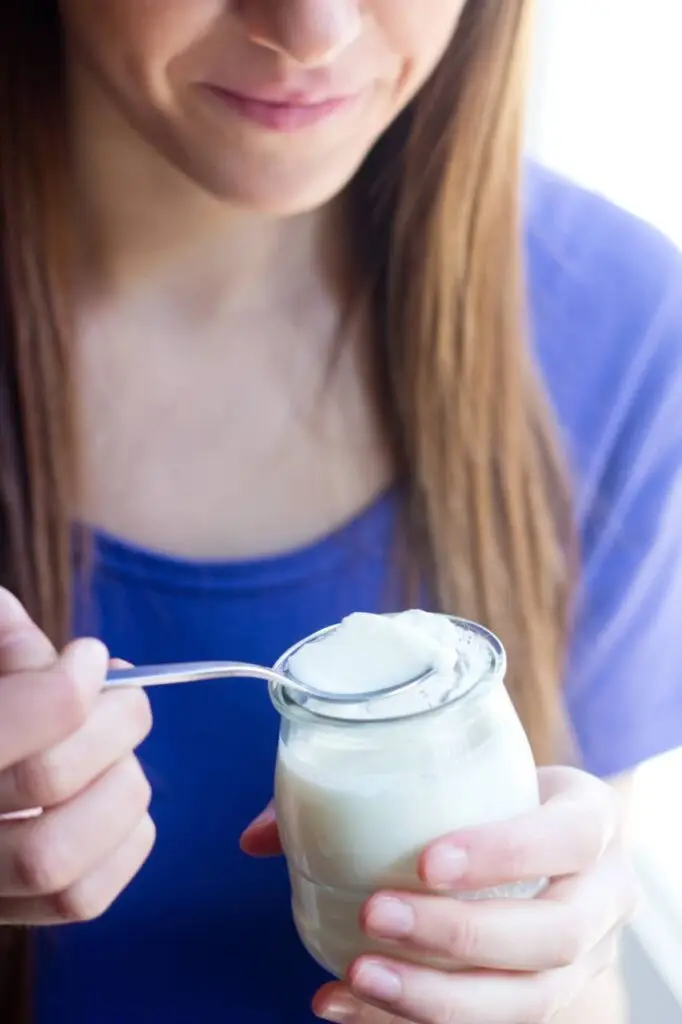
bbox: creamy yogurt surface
[285,610,494,719]
[288,609,459,694]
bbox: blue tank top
[34,166,682,1022]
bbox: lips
[203,84,359,132]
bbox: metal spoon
[104,660,437,704]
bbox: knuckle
[54,882,115,923]
[496,833,529,879]
[124,689,154,745]
[12,752,71,808]
[50,668,91,735]
[117,756,152,812]
[13,825,72,894]
[124,813,157,879]
[440,906,482,962]
[432,996,467,1024]
[526,976,566,1024]
[586,789,620,860]
[54,815,157,923]
[138,814,157,857]
[580,817,612,866]
[132,814,157,872]
[551,908,586,968]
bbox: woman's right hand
[0,588,155,925]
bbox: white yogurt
[288,610,460,696]
[272,614,541,977]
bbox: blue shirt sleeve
[565,276,682,777]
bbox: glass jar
[269,615,541,978]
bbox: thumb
[240,801,283,857]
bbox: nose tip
[240,2,362,68]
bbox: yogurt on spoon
[288,609,460,696]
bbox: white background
[528,0,682,246]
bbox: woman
[1,0,681,1021]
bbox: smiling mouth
[202,85,359,132]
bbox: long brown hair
[351,0,572,758]
[0,0,572,1018]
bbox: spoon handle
[104,659,434,704]
[104,661,287,690]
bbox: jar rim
[268,615,506,727]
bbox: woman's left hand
[311,766,638,1024]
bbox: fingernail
[423,846,468,887]
[62,638,110,686]
[109,658,134,670]
[352,961,402,1002]
[365,897,414,938]
[317,994,361,1023]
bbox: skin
[60,0,463,212]
[0,1,637,1021]
[0,590,154,924]
[242,780,636,1024]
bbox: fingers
[240,802,282,857]
[336,935,617,1024]
[0,686,153,813]
[0,638,109,774]
[314,767,628,1023]
[420,766,619,890]
[0,588,57,674]
[0,591,154,927]
[362,846,637,973]
[0,813,156,925]
[0,754,151,898]
[314,982,407,1024]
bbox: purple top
[34,164,682,1022]
[527,166,682,775]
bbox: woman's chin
[180,148,367,216]
[206,171,355,217]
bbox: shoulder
[523,162,682,509]
[524,161,682,304]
